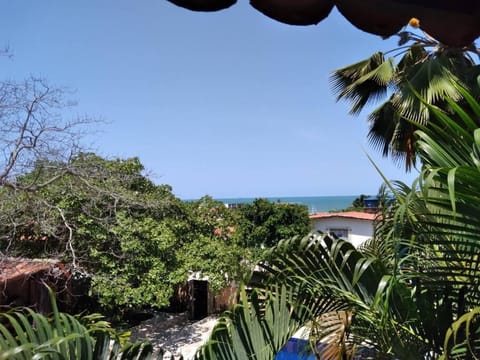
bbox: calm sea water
[216,195,357,214]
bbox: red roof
[309,211,376,221]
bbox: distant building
[309,211,377,247]
[363,196,380,213]
[224,202,243,209]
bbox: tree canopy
[0,153,188,313]
[233,198,311,249]
[0,155,312,315]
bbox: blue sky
[2,1,418,199]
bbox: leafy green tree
[0,159,257,315]
[0,78,100,258]
[350,194,367,209]
[0,153,187,313]
[176,196,250,292]
[233,198,311,249]
[342,194,369,211]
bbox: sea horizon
[214,195,359,214]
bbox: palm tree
[195,85,480,359]
[331,29,480,170]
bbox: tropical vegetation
[331,27,480,169]
[194,83,480,359]
[3,4,480,359]
[0,289,162,360]
[3,82,480,360]
[232,198,311,249]
[0,152,310,317]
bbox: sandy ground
[129,312,219,359]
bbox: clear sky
[2,1,418,199]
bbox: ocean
[216,195,357,214]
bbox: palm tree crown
[331,29,480,170]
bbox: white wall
[311,217,373,247]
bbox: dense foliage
[0,156,311,315]
[1,153,188,313]
[5,13,480,359]
[233,198,311,249]
[175,196,248,292]
[0,289,163,360]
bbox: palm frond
[262,233,433,358]
[368,84,480,356]
[367,97,419,169]
[0,288,158,360]
[330,52,395,115]
[195,285,313,360]
[395,56,463,124]
[440,307,480,359]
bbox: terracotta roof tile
[309,211,377,221]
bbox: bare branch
[0,77,100,191]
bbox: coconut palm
[331,30,480,170]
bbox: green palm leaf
[395,55,463,123]
[195,285,313,360]
[370,83,480,357]
[0,288,159,360]
[440,307,480,359]
[332,38,480,169]
[331,52,394,115]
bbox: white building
[309,211,376,247]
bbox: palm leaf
[195,284,313,360]
[367,97,419,169]
[260,233,430,358]
[332,41,480,170]
[0,288,159,360]
[369,83,480,356]
[331,52,395,115]
[440,307,480,359]
[395,56,463,124]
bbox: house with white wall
[309,211,376,247]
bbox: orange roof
[309,211,376,221]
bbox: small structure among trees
[0,258,71,313]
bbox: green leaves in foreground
[195,233,397,359]
[0,290,160,360]
[440,307,480,359]
[195,285,314,360]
